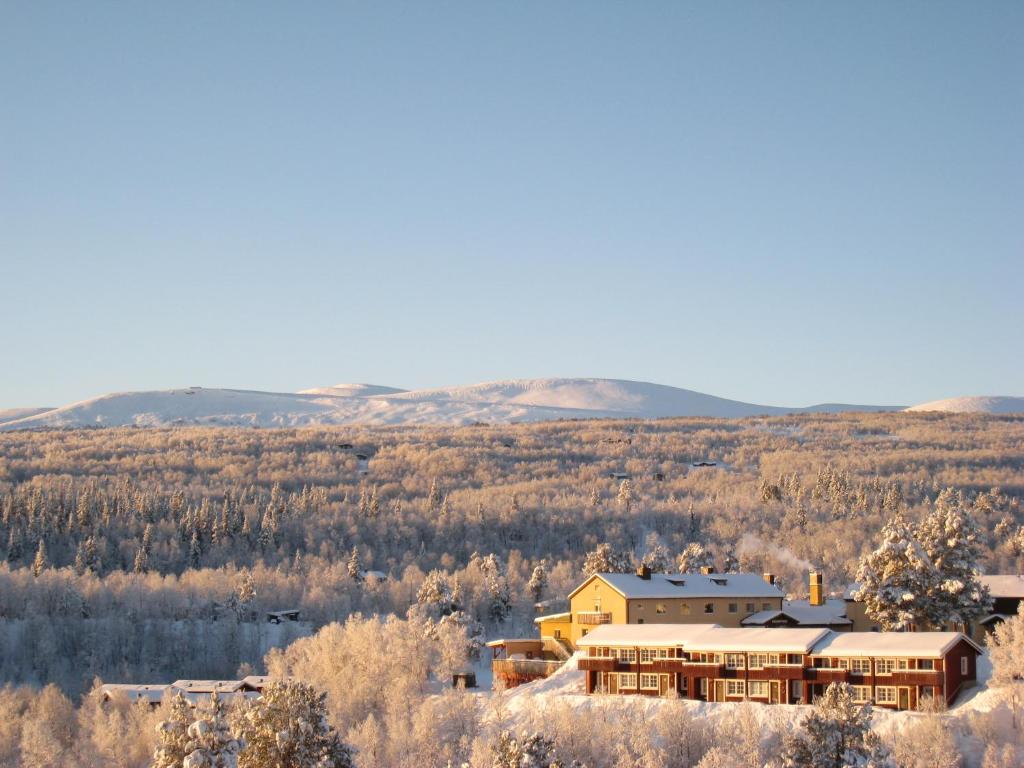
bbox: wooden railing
[492,659,563,677]
[576,612,612,625]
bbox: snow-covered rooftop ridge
[533,612,571,624]
[0,378,905,430]
[576,624,720,647]
[573,624,980,657]
[811,631,982,658]
[978,574,1024,598]
[742,599,853,627]
[575,571,785,600]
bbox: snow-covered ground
[474,651,1012,767]
[0,378,906,430]
[905,396,1024,414]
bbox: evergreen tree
[582,543,632,576]
[189,529,203,569]
[528,562,548,603]
[640,533,671,573]
[347,546,363,584]
[133,545,149,574]
[482,553,512,623]
[233,681,355,768]
[32,539,47,577]
[854,513,936,630]
[781,683,895,768]
[676,542,715,573]
[989,603,1024,729]
[917,488,992,627]
[235,572,256,620]
[153,691,197,768]
[617,479,635,514]
[491,731,567,768]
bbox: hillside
[905,396,1024,414]
[0,378,903,430]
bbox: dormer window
[710,577,728,586]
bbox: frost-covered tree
[31,540,47,577]
[617,479,635,515]
[492,730,562,768]
[917,488,992,627]
[854,514,936,630]
[528,562,548,604]
[891,696,959,768]
[415,570,462,619]
[153,691,196,768]
[582,543,632,576]
[676,542,715,573]
[177,694,242,768]
[989,603,1024,729]
[347,547,363,584]
[233,681,354,768]
[19,684,77,768]
[640,533,671,573]
[782,683,895,768]
[481,553,512,623]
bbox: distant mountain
[0,407,55,425]
[0,378,904,430]
[905,396,1024,414]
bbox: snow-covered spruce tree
[781,683,895,768]
[617,479,635,515]
[582,543,632,576]
[153,691,195,768]
[481,553,512,624]
[917,488,992,627]
[177,693,242,768]
[346,546,363,584]
[989,603,1024,729]
[676,542,715,573]
[233,681,354,768]
[31,539,47,577]
[528,562,548,603]
[491,730,572,768]
[854,513,936,630]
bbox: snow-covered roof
[810,631,983,658]
[570,572,784,601]
[98,684,168,702]
[240,676,274,690]
[743,599,852,627]
[684,627,831,654]
[170,680,246,693]
[978,613,1013,625]
[979,575,1024,599]
[576,623,720,648]
[485,638,544,648]
[533,612,571,624]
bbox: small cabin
[691,461,717,468]
[266,609,301,624]
[452,672,477,689]
[652,472,665,481]
[337,443,354,450]
[608,472,631,480]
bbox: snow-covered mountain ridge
[0,378,1014,430]
[904,396,1024,414]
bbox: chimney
[809,571,824,606]
[762,572,776,586]
[699,566,714,575]
[636,564,651,580]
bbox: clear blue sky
[2,2,1021,409]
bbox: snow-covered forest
[0,411,1022,766]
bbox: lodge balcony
[576,611,612,626]
[886,670,944,687]
[578,658,625,672]
[749,665,805,680]
[676,662,726,677]
[806,668,849,684]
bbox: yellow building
[549,566,786,649]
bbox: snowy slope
[0,378,903,430]
[905,396,1024,414]
[0,407,54,425]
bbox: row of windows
[814,658,936,673]
[613,673,668,690]
[633,601,777,615]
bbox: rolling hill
[904,396,1024,414]
[0,378,907,430]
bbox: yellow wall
[537,615,572,640]
[565,575,784,645]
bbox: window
[704,603,715,614]
[680,603,691,616]
[619,673,637,688]
[679,676,688,693]
[762,602,772,611]
[581,629,588,637]
[640,649,652,663]
[875,687,897,704]
[637,619,644,624]
[725,653,745,669]
[728,603,738,613]
[621,649,636,663]
[787,654,803,665]
[836,659,849,670]
[656,603,666,614]
[851,686,872,703]
[726,680,745,697]
[919,659,934,671]
[850,659,871,674]
[746,602,756,613]
[749,654,768,669]
[897,659,909,671]
[875,659,896,675]
[700,678,708,695]
[747,681,768,697]
[961,657,969,675]
[637,602,644,610]
[768,654,780,666]
[554,629,561,639]
[640,674,659,690]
